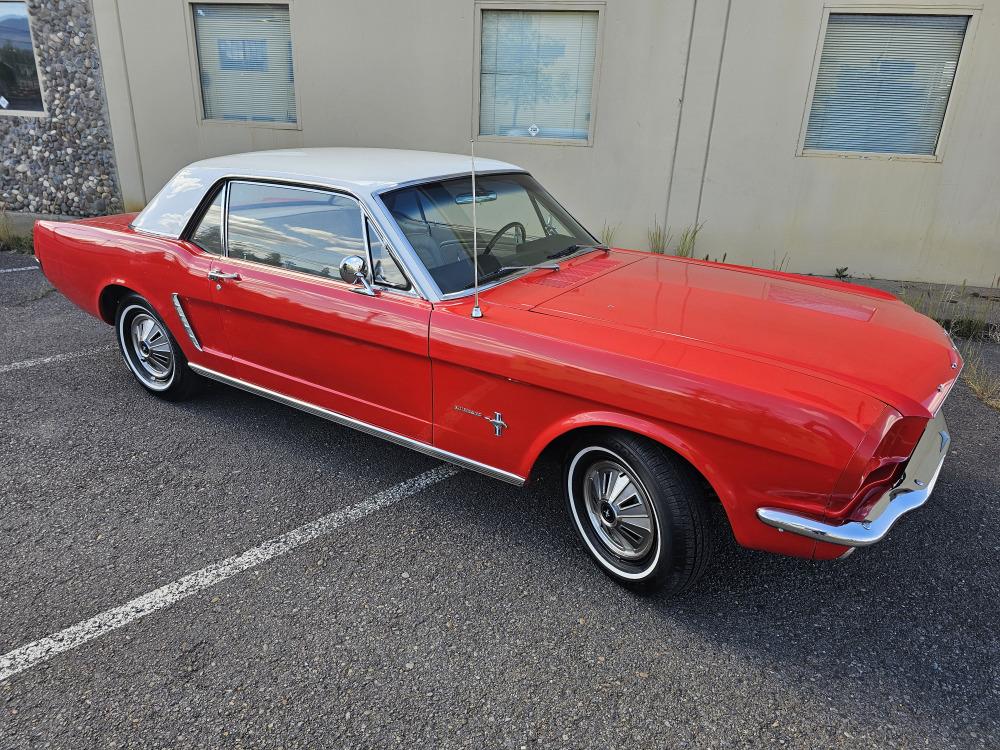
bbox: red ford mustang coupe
[34,148,960,594]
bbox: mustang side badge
[454,406,508,437]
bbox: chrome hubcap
[129,313,173,381]
[583,459,655,560]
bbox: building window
[479,8,599,142]
[192,3,296,124]
[804,13,968,156]
[0,1,43,113]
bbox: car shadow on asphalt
[419,381,998,743]
[184,373,998,743]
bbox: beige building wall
[690,0,999,286]
[92,0,1000,286]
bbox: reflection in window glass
[383,173,592,294]
[0,1,43,113]
[367,217,409,290]
[192,3,297,123]
[227,182,364,278]
[479,10,598,140]
[804,14,968,155]
[190,189,224,254]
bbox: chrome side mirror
[339,255,367,283]
[339,255,379,296]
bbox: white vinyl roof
[131,147,524,238]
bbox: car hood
[529,255,961,417]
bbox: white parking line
[0,464,460,682]
[0,345,115,375]
[0,266,39,274]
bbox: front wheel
[115,293,201,401]
[565,432,713,594]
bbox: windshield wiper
[547,243,608,260]
[476,263,560,285]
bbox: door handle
[208,270,241,282]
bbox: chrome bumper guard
[756,411,950,547]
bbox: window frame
[373,170,600,300]
[182,177,422,297]
[188,183,226,255]
[184,0,303,131]
[796,4,979,163]
[472,0,606,147]
[0,0,46,118]
[364,214,412,292]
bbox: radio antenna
[470,139,483,319]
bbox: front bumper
[756,411,951,547]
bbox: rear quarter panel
[33,217,221,362]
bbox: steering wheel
[482,221,527,255]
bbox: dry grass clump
[900,283,999,343]
[600,221,620,247]
[675,222,704,258]
[0,210,34,254]
[900,281,1000,412]
[647,219,670,255]
[961,344,1000,412]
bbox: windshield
[380,173,596,295]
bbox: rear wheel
[564,431,713,594]
[115,293,200,401]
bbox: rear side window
[226,182,365,278]
[190,188,224,255]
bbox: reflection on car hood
[529,255,960,416]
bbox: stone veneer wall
[0,0,122,217]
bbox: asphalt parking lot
[1,249,998,749]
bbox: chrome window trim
[177,174,434,302]
[188,363,526,486]
[435,246,603,301]
[356,208,421,298]
[198,177,425,300]
[130,226,176,239]
[361,210,376,285]
[363,213,413,294]
[205,252,363,293]
[182,182,227,256]
[372,170,600,302]
[437,270,538,300]
[364,191,443,302]
[220,179,230,255]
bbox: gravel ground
[845,276,1000,329]
[1,250,998,749]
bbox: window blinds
[480,10,598,140]
[804,14,968,155]
[193,4,297,124]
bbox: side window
[190,188,224,255]
[226,182,365,278]
[367,217,409,291]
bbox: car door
[207,180,433,442]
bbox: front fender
[520,410,851,560]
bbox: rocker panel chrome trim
[171,293,202,351]
[187,364,526,486]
